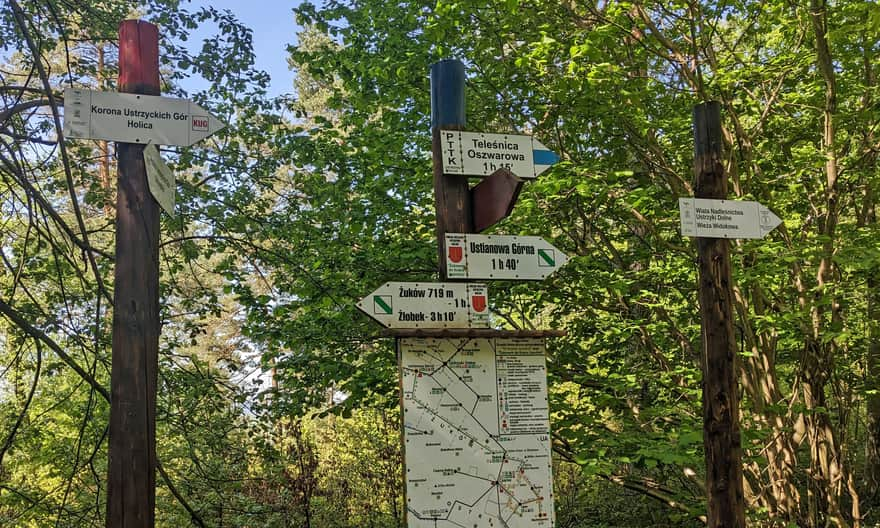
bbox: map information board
[400,337,554,527]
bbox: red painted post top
[118,20,160,95]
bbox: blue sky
[176,0,303,97]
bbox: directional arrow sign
[357,282,489,329]
[440,131,558,179]
[63,88,224,146]
[679,198,782,239]
[445,234,568,280]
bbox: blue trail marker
[440,130,559,179]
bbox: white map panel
[400,337,554,528]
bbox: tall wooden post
[431,59,471,280]
[693,101,745,528]
[107,19,160,528]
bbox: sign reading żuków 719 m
[356,282,489,329]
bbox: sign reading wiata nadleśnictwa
[679,198,782,239]
[63,88,224,146]
[445,233,568,280]
[441,131,558,178]
[356,282,489,329]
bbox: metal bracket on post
[471,168,523,233]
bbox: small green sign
[537,249,555,267]
[373,295,393,315]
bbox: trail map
[400,337,554,528]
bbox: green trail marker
[537,249,555,267]
[373,295,393,315]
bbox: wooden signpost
[62,19,223,528]
[690,101,746,528]
[355,59,564,528]
[107,20,161,528]
[431,60,471,280]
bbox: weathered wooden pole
[431,59,471,280]
[693,101,745,528]
[107,19,160,528]
[399,58,470,526]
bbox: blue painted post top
[430,59,466,129]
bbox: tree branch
[9,0,110,303]
[157,458,208,528]
[0,339,41,468]
[0,98,53,124]
[0,297,109,402]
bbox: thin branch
[0,339,42,468]
[0,97,53,124]
[0,297,109,402]
[0,150,115,261]
[157,459,208,528]
[0,85,51,96]
[9,0,110,303]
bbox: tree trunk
[860,18,880,505]
[803,3,856,526]
[734,287,801,523]
[868,272,880,500]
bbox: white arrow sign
[440,131,558,178]
[63,88,224,146]
[445,234,568,280]
[679,198,782,239]
[356,282,489,329]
